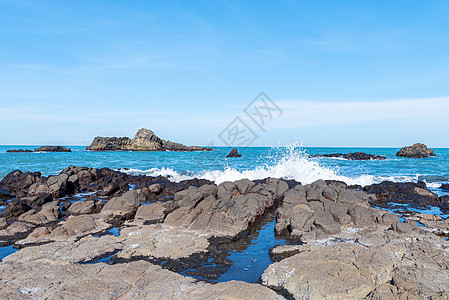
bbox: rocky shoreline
[1,167,449,299]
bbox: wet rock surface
[396,143,436,158]
[87,128,213,152]
[1,167,449,299]
[312,152,386,160]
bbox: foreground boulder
[86,128,213,152]
[396,143,435,158]
[34,146,71,152]
[0,166,129,202]
[275,180,397,241]
[312,152,386,160]
[164,178,288,237]
[262,230,449,299]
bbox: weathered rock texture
[262,228,449,299]
[275,180,397,242]
[0,261,283,299]
[86,128,213,152]
[163,178,288,237]
[396,143,436,158]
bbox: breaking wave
[118,144,409,186]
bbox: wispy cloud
[272,97,449,128]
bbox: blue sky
[0,0,448,147]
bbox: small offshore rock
[226,148,242,158]
[34,146,71,152]
[6,149,33,153]
[396,143,435,158]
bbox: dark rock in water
[396,143,435,158]
[226,148,242,158]
[34,146,71,152]
[6,149,33,153]
[363,181,440,208]
[441,184,449,190]
[86,128,213,152]
[312,152,386,160]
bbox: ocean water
[1,145,449,190]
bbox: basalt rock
[0,261,283,299]
[441,183,449,190]
[86,128,213,152]
[362,181,440,208]
[227,148,242,158]
[0,170,43,199]
[34,146,71,152]
[262,230,449,300]
[164,178,289,238]
[312,152,386,160]
[274,180,397,242]
[396,143,435,158]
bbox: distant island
[86,128,213,152]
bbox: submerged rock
[34,146,71,152]
[396,143,435,158]
[86,128,213,152]
[312,152,386,160]
[227,148,242,158]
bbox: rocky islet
[86,128,213,152]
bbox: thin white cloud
[271,97,449,129]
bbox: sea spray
[119,144,379,185]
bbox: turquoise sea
[1,145,448,195]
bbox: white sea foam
[118,145,393,186]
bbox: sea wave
[118,145,411,186]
